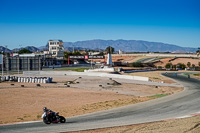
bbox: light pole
[18,45,22,74]
[1,51,3,76]
[18,55,19,74]
[5,45,8,75]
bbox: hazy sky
[0,0,200,49]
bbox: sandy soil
[154,57,200,68]
[0,82,134,124]
[0,74,182,124]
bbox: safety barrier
[23,71,149,82]
[0,76,53,83]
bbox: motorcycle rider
[43,107,58,122]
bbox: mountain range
[63,39,197,53]
[0,46,40,53]
[0,39,197,53]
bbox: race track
[0,73,200,133]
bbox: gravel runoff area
[0,73,183,125]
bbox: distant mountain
[12,46,39,53]
[63,39,197,53]
[24,46,39,52]
[1,39,197,53]
[0,46,12,53]
[1,46,39,53]
[64,47,93,52]
[38,46,48,51]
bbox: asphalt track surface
[0,73,200,133]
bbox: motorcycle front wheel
[59,116,66,123]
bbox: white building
[119,49,124,54]
[48,40,64,57]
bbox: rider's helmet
[43,107,47,112]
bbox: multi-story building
[48,40,64,58]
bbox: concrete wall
[84,67,115,72]
[110,53,198,57]
[23,71,149,82]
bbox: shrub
[177,63,186,69]
[165,63,172,69]
[187,62,191,68]
[158,66,163,69]
[131,62,143,67]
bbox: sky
[0,0,200,49]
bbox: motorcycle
[42,111,66,124]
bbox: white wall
[23,71,149,82]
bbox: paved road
[1,73,200,133]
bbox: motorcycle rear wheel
[43,117,51,124]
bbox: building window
[53,51,56,55]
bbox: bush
[165,63,172,69]
[158,66,163,69]
[18,48,32,54]
[131,62,143,67]
[177,63,186,69]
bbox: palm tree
[105,46,114,54]
[187,62,191,68]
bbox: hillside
[1,46,39,53]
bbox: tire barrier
[0,76,53,83]
[0,76,18,82]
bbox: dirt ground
[0,74,183,124]
[0,82,134,124]
[154,57,200,68]
[91,55,200,67]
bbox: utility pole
[18,45,22,74]
[1,53,3,76]
[0,47,3,76]
[39,56,41,72]
[5,45,8,75]
[18,55,19,74]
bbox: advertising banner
[69,56,85,59]
[88,55,104,59]
[69,55,105,59]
